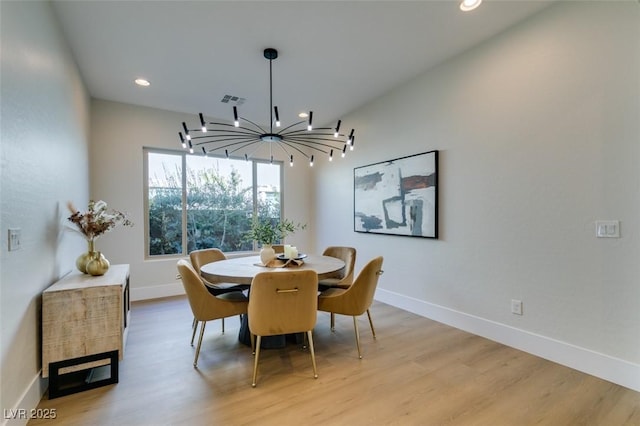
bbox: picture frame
[354,150,438,238]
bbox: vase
[260,245,276,265]
[76,239,109,274]
[86,251,110,276]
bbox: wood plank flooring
[30,296,640,425]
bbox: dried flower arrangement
[67,200,133,241]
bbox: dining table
[200,253,345,349]
[200,254,345,285]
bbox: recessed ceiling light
[134,78,150,87]
[298,112,309,118]
[460,0,482,12]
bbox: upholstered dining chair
[176,260,248,368]
[318,246,375,335]
[189,248,248,341]
[248,270,319,387]
[317,256,384,359]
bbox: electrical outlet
[511,299,523,315]
[8,228,22,251]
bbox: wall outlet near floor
[511,299,523,315]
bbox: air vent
[221,95,246,106]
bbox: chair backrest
[272,244,285,254]
[248,270,318,336]
[189,248,227,276]
[177,259,244,321]
[337,256,384,316]
[322,246,356,284]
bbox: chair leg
[366,309,376,339]
[353,316,362,359]
[330,313,335,331]
[307,331,318,379]
[252,336,262,387]
[194,321,207,368]
[191,319,199,346]
[250,333,255,355]
[221,317,225,334]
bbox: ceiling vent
[220,95,246,106]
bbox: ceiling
[51,0,554,128]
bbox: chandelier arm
[198,138,261,151]
[204,123,263,135]
[191,133,260,142]
[229,140,262,155]
[243,142,265,160]
[284,134,347,143]
[238,117,268,134]
[202,140,260,154]
[280,140,329,155]
[281,129,336,137]
[272,141,292,158]
[278,141,313,158]
[277,120,307,133]
[284,136,347,148]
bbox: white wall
[0,1,90,422]
[315,1,639,390]
[89,100,314,301]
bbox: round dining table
[200,254,345,285]
[200,254,346,349]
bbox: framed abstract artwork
[354,150,438,238]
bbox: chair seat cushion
[318,278,351,291]
[204,281,249,296]
[216,291,248,302]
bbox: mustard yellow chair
[248,270,319,387]
[189,248,248,341]
[177,259,248,368]
[317,256,384,359]
[318,246,375,335]
[318,246,356,290]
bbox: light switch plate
[596,220,620,238]
[8,228,22,251]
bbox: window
[144,148,282,257]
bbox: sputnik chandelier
[179,48,356,167]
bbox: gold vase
[76,239,109,274]
[86,251,110,276]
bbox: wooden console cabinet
[42,264,130,380]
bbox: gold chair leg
[307,331,318,379]
[330,313,335,331]
[194,321,207,368]
[191,320,199,346]
[366,309,376,339]
[353,316,362,359]
[252,336,262,387]
[250,333,255,355]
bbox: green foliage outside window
[147,155,281,256]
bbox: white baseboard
[131,282,184,301]
[375,288,640,392]
[2,373,47,426]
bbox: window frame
[143,147,284,259]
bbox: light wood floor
[30,296,639,426]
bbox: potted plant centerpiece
[245,217,305,265]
